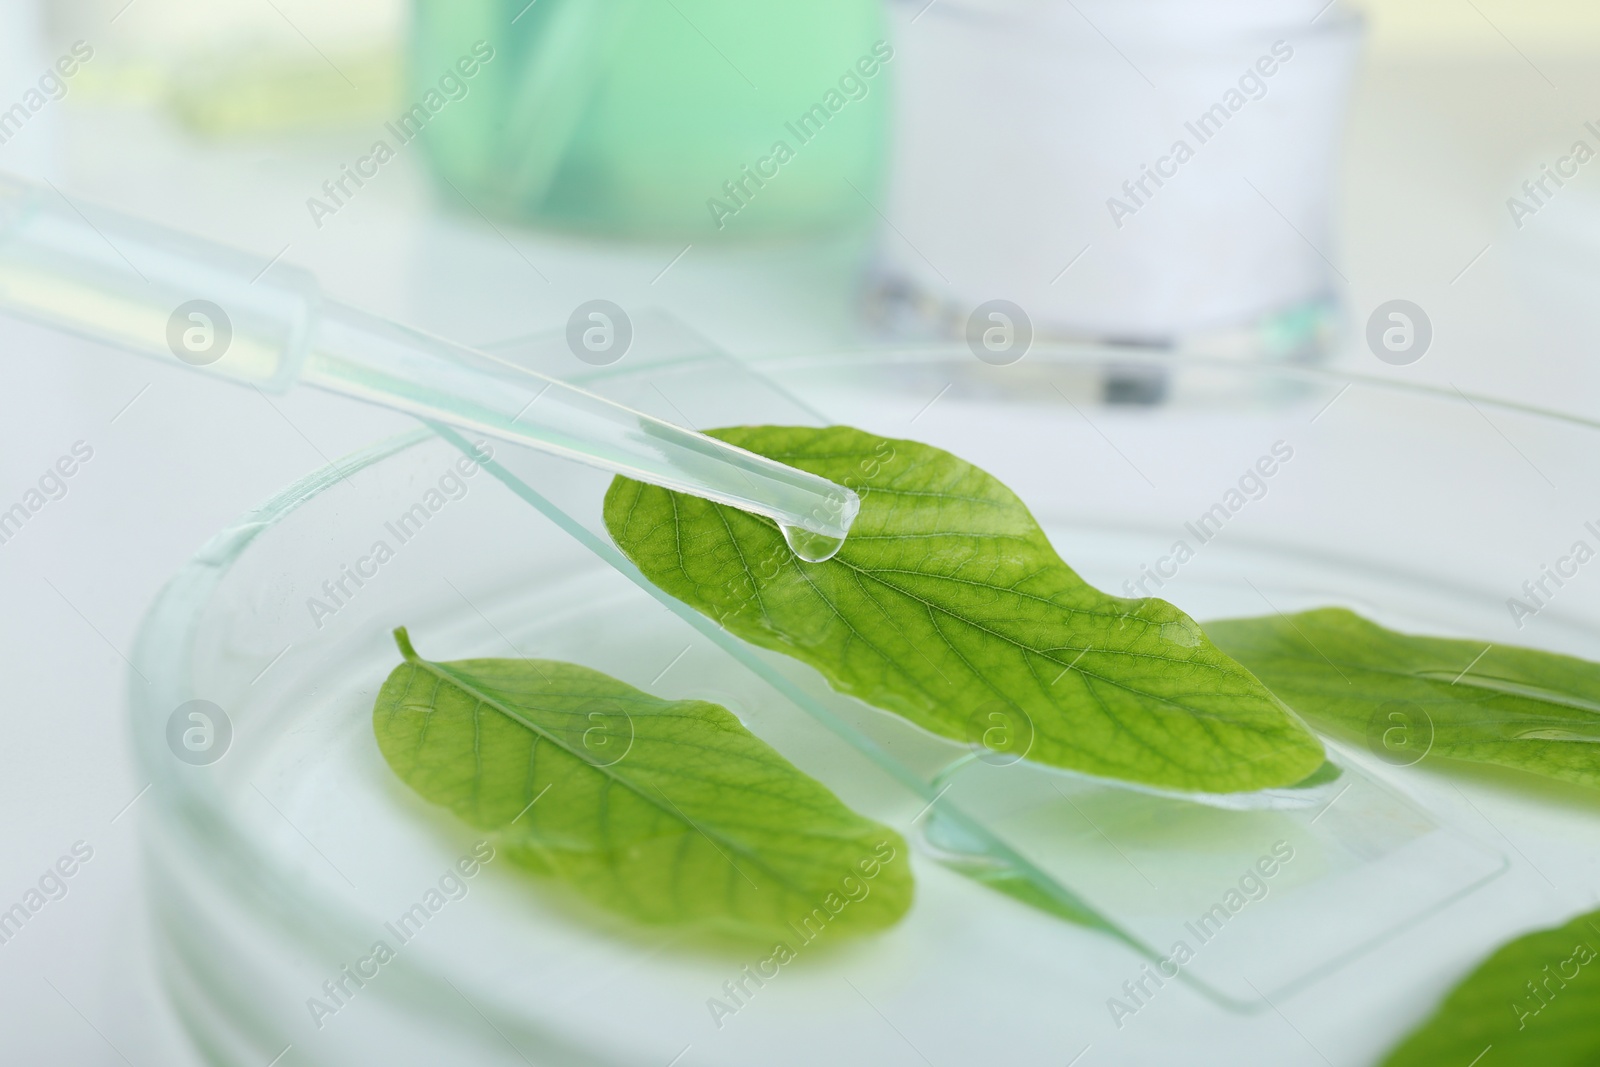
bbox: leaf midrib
[836,556,1262,730]
[692,502,1280,775]
[788,538,1264,776]
[400,653,811,899]
[725,503,1245,694]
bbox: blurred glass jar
[408,0,891,240]
[871,0,1363,363]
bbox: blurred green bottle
[409,0,891,240]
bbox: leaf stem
[393,626,420,662]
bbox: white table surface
[4,44,1600,1067]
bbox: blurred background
[4,0,1600,1062]
[5,0,1600,381]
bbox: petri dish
[130,341,1599,1066]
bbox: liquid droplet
[780,524,845,563]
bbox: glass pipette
[0,173,858,560]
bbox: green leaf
[1207,607,1600,789]
[602,425,1324,794]
[1381,907,1600,1065]
[373,628,912,941]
